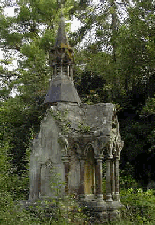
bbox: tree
[0,0,155,193]
[71,0,133,102]
[0,0,77,173]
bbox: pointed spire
[44,12,81,105]
[55,15,70,49]
[55,4,70,49]
[53,11,73,62]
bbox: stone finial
[50,14,74,66]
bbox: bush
[120,162,139,190]
[110,188,155,225]
[0,192,87,225]
[0,191,43,225]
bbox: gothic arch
[68,142,80,194]
[84,142,94,156]
[40,159,53,197]
[84,144,95,195]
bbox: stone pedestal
[81,198,108,223]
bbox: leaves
[0,0,155,214]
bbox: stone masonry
[28,14,124,222]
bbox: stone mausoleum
[29,15,124,222]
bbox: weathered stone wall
[29,102,122,200]
[29,109,65,200]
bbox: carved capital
[61,156,70,163]
[95,155,103,161]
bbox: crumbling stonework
[29,102,124,221]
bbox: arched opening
[68,143,80,195]
[40,160,52,197]
[84,145,95,195]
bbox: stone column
[70,66,73,81]
[30,163,41,200]
[111,159,115,200]
[95,157,103,200]
[106,158,113,202]
[62,156,69,194]
[61,64,63,75]
[79,157,85,199]
[115,156,120,201]
[54,65,56,76]
[34,170,41,199]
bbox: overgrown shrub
[110,188,155,225]
[120,162,138,190]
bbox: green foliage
[108,174,155,225]
[0,140,29,200]
[50,108,71,135]
[142,97,155,115]
[119,189,155,225]
[0,142,10,192]
[78,122,91,133]
[0,144,86,224]
[0,0,154,176]
[120,163,138,190]
[0,0,155,223]
[0,192,44,225]
[0,95,46,173]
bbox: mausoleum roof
[45,78,81,104]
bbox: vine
[49,108,92,135]
[78,122,91,134]
[50,108,71,135]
